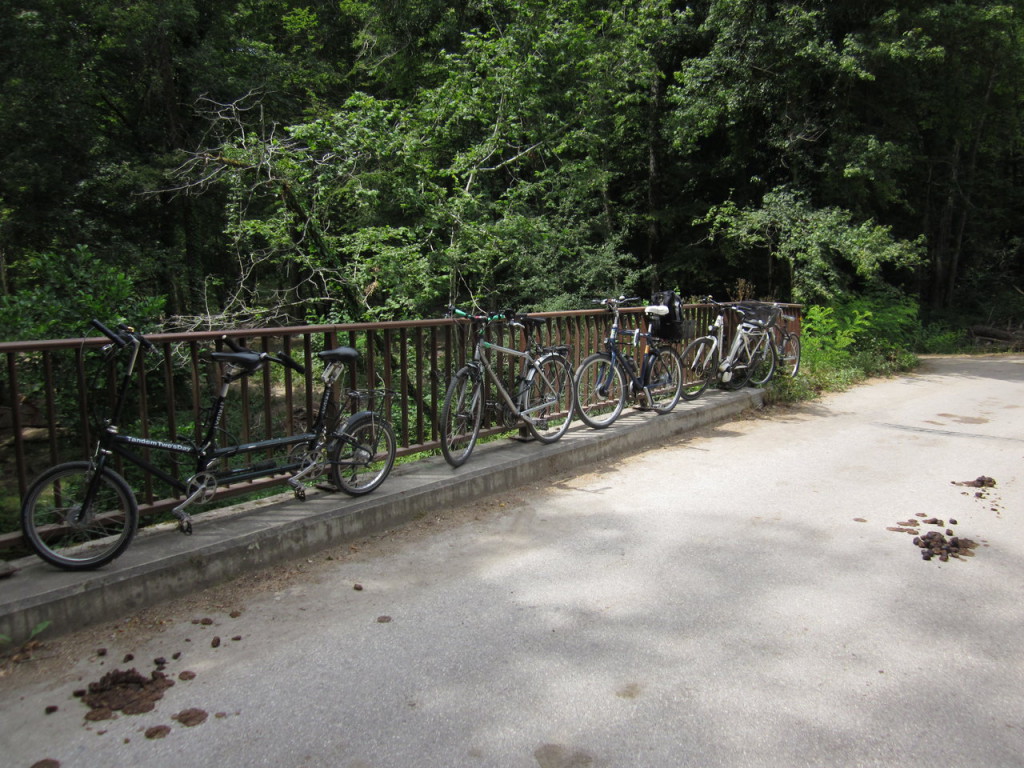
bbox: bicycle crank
[185,472,218,504]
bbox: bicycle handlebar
[218,335,307,375]
[91,319,126,346]
[592,296,639,308]
[274,352,306,375]
[91,319,153,350]
[448,306,523,325]
[448,306,489,322]
[221,335,245,353]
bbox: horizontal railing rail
[0,303,800,556]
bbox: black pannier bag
[647,290,685,341]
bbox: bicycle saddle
[515,314,545,328]
[319,346,360,364]
[210,350,263,370]
[645,305,669,316]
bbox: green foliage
[1,0,1022,334]
[702,188,925,303]
[196,0,684,321]
[0,620,51,649]
[770,293,922,404]
[0,248,165,341]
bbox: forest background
[1,0,1022,354]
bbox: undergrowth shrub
[765,292,921,403]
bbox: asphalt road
[2,355,1022,768]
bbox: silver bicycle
[439,307,576,467]
[680,298,781,400]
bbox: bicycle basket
[733,302,781,329]
[647,290,685,341]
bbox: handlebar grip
[118,323,154,351]
[221,335,245,353]
[91,319,126,346]
[275,352,306,375]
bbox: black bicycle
[20,320,396,570]
[770,307,802,378]
[574,297,684,429]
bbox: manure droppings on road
[886,513,981,563]
[879,475,1004,563]
[27,607,249,765]
[79,667,175,719]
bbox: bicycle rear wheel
[574,353,626,428]
[523,354,575,443]
[780,333,801,377]
[680,337,715,401]
[646,346,683,413]
[20,461,139,570]
[329,414,396,495]
[748,338,776,386]
[439,367,484,467]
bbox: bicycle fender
[338,410,376,432]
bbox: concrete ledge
[0,389,762,644]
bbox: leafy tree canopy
[1,0,1022,338]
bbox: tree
[702,187,924,303]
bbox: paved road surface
[2,355,1022,768]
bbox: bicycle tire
[780,333,801,377]
[722,344,753,390]
[574,352,627,429]
[748,337,777,386]
[646,346,683,413]
[523,354,575,443]
[329,414,396,495]
[20,461,139,570]
[439,367,484,467]
[680,337,715,401]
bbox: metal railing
[0,303,800,554]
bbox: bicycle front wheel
[749,338,777,386]
[329,415,396,495]
[574,353,626,429]
[20,461,139,570]
[780,333,801,377]
[439,367,484,467]
[646,346,683,413]
[680,337,715,401]
[523,354,575,443]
